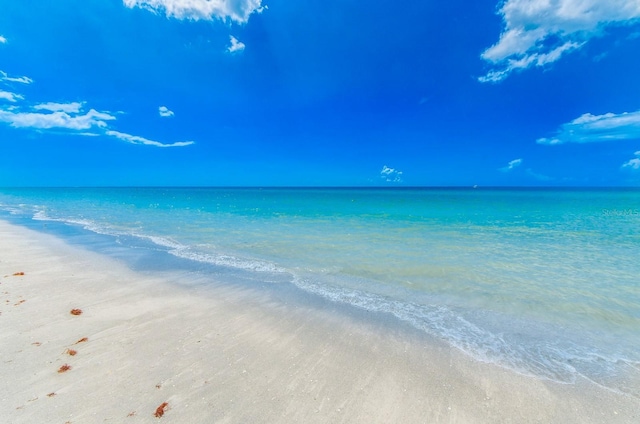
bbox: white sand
[1,219,638,423]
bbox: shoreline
[1,219,638,423]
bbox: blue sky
[1,0,640,186]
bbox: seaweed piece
[66,349,77,356]
[70,309,82,316]
[154,402,168,418]
[13,272,25,276]
[74,337,88,344]
[47,392,56,397]
[57,364,71,373]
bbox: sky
[1,0,640,187]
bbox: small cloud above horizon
[479,0,640,83]
[500,158,523,172]
[0,35,6,44]
[159,105,174,117]
[622,151,640,170]
[537,110,640,145]
[380,165,403,183]
[227,36,245,53]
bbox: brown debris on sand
[65,348,77,356]
[70,309,82,315]
[57,364,71,373]
[12,272,25,276]
[47,392,56,397]
[74,337,88,344]
[154,402,168,418]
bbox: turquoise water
[1,187,639,394]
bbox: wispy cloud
[122,0,265,24]
[159,105,174,117]
[0,88,193,148]
[0,35,6,44]
[622,151,640,170]
[526,168,554,182]
[500,158,523,172]
[537,110,640,145]
[0,90,24,103]
[0,70,33,85]
[480,0,640,82]
[0,108,116,130]
[106,130,194,148]
[227,35,245,53]
[380,165,403,183]
[34,102,84,113]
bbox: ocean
[1,187,639,395]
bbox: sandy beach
[1,219,638,423]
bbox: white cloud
[380,165,403,183]
[537,110,640,145]
[0,70,33,84]
[106,130,194,148]
[622,151,640,170]
[500,158,523,172]
[480,0,640,82]
[0,90,23,102]
[0,71,195,147]
[227,35,245,53]
[33,102,84,113]
[0,108,116,130]
[159,105,174,117]
[122,0,265,24]
[0,35,6,44]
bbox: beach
[1,219,639,423]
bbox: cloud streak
[480,0,640,82]
[106,130,194,148]
[0,107,116,130]
[122,0,265,24]
[537,110,640,145]
[34,102,84,113]
[0,35,6,44]
[1,70,33,84]
[500,158,523,172]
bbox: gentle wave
[32,209,286,274]
[291,276,640,397]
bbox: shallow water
[1,187,639,394]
